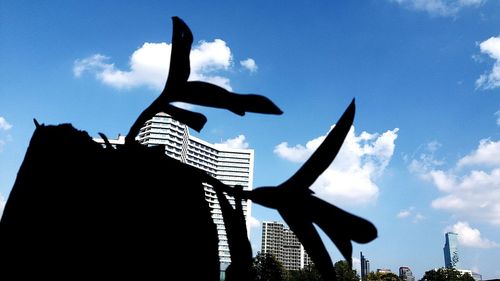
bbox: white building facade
[136,112,254,267]
[261,221,312,271]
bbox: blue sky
[1,0,499,279]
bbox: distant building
[94,112,255,271]
[444,232,460,269]
[399,266,415,281]
[261,221,312,271]
[361,252,370,280]
[377,268,392,275]
[458,269,482,281]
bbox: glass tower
[361,251,370,280]
[444,232,460,269]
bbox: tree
[334,260,359,281]
[288,264,324,281]
[252,252,288,281]
[381,273,401,281]
[368,272,382,281]
[419,268,474,281]
[368,272,401,281]
[461,273,475,281]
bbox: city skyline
[1,1,499,279]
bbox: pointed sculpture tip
[349,97,356,114]
[172,16,185,25]
[33,118,40,128]
[171,16,182,25]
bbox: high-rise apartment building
[399,266,415,281]
[444,232,460,269]
[361,251,370,280]
[261,221,312,271]
[95,112,254,270]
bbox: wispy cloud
[410,139,500,226]
[0,117,12,131]
[214,135,249,150]
[397,206,425,223]
[247,215,260,230]
[274,126,399,206]
[445,221,499,248]
[389,0,487,17]
[476,36,500,90]
[73,39,250,91]
[0,116,13,152]
[240,58,258,73]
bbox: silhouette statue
[125,17,282,144]
[0,16,377,280]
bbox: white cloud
[0,117,13,152]
[446,221,499,248]
[214,135,249,150]
[457,139,500,167]
[74,39,234,91]
[397,207,425,223]
[408,142,445,176]
[397,209,412,218]
[247,215,260,230]
[274,126,399,205]
[0,117,12,131]
[410,139,500,226]
[390,0,486,17]
[240,58,258,72]
[274,141,317,163]
[476,36,500,90]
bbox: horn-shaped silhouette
[125,17,282,144]
[215,185,253,281]
[211,99,377,281]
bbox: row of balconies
[217,157,250,164]
[189,140,218,154]
[218,152,252,158]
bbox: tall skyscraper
[261,221,312,271]
[399,266,415,281]
[361,252,370,280]
[95,112,254,270]
[444,232,460,269]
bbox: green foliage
[368,272,381,281]
[249,257,363,281]
[252,252,288,281]
[288,264,324,281]
[419,268,475,281]
[367,271,401,281]
[334,260,360,281]
[461,273,475,281]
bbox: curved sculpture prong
[125,17,282,144]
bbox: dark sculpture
[0,17,377,280]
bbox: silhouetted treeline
[250,253,359,281]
